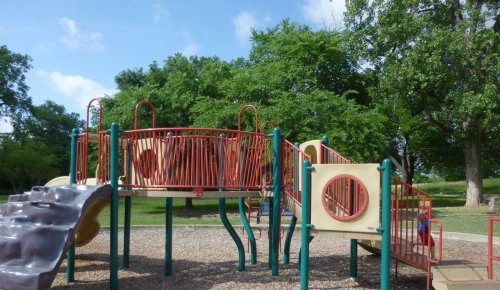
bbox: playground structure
[1,99,499,290]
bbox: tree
[0,45,32,118]
[345,0,500,205]
[0,137,57,193]
[12,100,84,181]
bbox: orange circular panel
[138,149,157,179]
[322,174,369,221]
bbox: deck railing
[116,128,270,191]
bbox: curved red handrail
[86,98,103,133]
[135,100,156,130]
[238,104,259,133]
[259,120,279,133]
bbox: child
[418,207,436,259]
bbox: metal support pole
[268,196,273,269]
[123,139,132,269]
[66,128,78,284]
[349,180,358,279]
[165,197,173,276]
[220,197,245,271]
[378,158,392,290]
[239,197,257,264]
[110,123,120,290]
[271,128,282,276]
[283,215,297,265]
[300,160,313,290]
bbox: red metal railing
[391,178,442,290]
[320,144,351,164]
[76,98,103,184]
[488,217,500,279]
[122,128,269,191]
[281,140,311,206]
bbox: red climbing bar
[281,140,310,206]
[320,144,351,164]
[488,217,500,279]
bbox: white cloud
[59,17,104,51]
[181,42,201,57]
[233,11,257,46]
[152,4,168,23]
[301,0,346,30]
[0,117,13,134]
[37,70,113,108]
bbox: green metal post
[271,128,282,276]
[217,134,246,271]
[349,180,358,279]
[123,139,131,268]
[300,160,313,290]
[283,215,297,265]
[66,128,78,284]
[321,135,329,163]
[165,197,173,276]
[110,123,120,290]
[164,132,173,276]
[239,197,257,264]
[268,196,273,269]
[220,198,245,271]
[349,240,358,279]
[378,158,392,290]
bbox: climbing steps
[432,261,500,290]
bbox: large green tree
[0,45,32,118]
[345,0,500,205]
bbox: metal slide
[0,184,111,290]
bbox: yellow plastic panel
[310,164,380,235]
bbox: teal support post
[378,158,392,290]
[66,128,78,284]
[271,128,282,276]
[123,139,132,269]
[217,134,246,271]
[349,179,358,279]
[239,197,257,264]
[220,198,246,271]
[283,215,297,265]
[165,197,173,276]
[349,239,358,279]
[268,196,273,269]
[109,123,120,290]
[300,160,313,290]
[321,135,329,163]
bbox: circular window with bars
[138,149,158,179]
[322,174,369,221]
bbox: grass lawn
[1,178,499,236]
[415,178,500,196]
[98,197,246,226]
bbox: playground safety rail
[282,140,311,206]
[320,143,351,164]
[121,128,270,191]
[488,217,500,279]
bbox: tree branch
[426,114,454,136]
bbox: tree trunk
[463,135,483,206]
[185,197,195,209]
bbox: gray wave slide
[0,184,112,290]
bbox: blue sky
[0,0,346,131]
